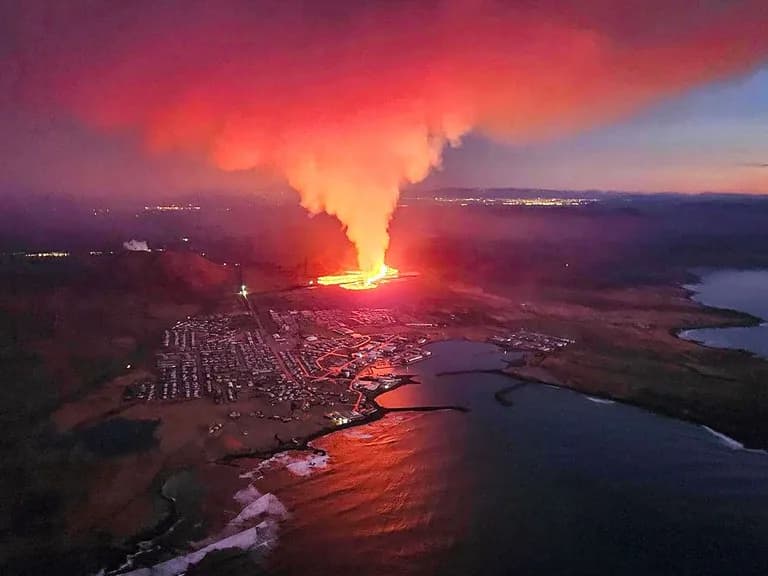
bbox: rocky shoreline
[105,372,472,574]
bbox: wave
[233,484,262,505]
[343,428,375,440]
[268,452,330,477]
[240,450,331,480]
[384,412,424,425]
[700,425,768,455]
[585,396,615,405]
[231,493,288,525]
[120,482,291,575]
[121,520,279,576]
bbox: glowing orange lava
[317,264,399,290]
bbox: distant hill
[99,250,233,297]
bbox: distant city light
[239,284,248,297]
[430,196,598,207]
[23,251,70,258]
[144,204,201,212]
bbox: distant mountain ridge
[402,187,768,201]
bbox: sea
[247,340,768,576]
[123,320,768,576]
[679,268,768,359]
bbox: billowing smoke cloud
[4,1,768,273]
[123,240,151,252]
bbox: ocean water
[257,341,768,576]
[684,269,768,319]
[681,269,768,359]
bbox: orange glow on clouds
[7,1,768,268]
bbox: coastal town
[118,287,582,446]
[123,304,435,430]
[489,330,575,353]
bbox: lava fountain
[317,264,399,290]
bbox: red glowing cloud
[4,1,768,270]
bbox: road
[241,294,395,414]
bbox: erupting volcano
[8,0,768,275]
[317,264,399,291]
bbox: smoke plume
[5,1,768,273]
[123,240,151,252]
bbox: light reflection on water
[264,409,470,576]
[263,341,768,576]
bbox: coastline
[106,372,471,574]
[217,375,468,465]
[94,276,768,573]
[498,366,768,452]
[435,364,767,458]
[496,275,768,451]
[671,270,764,352]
